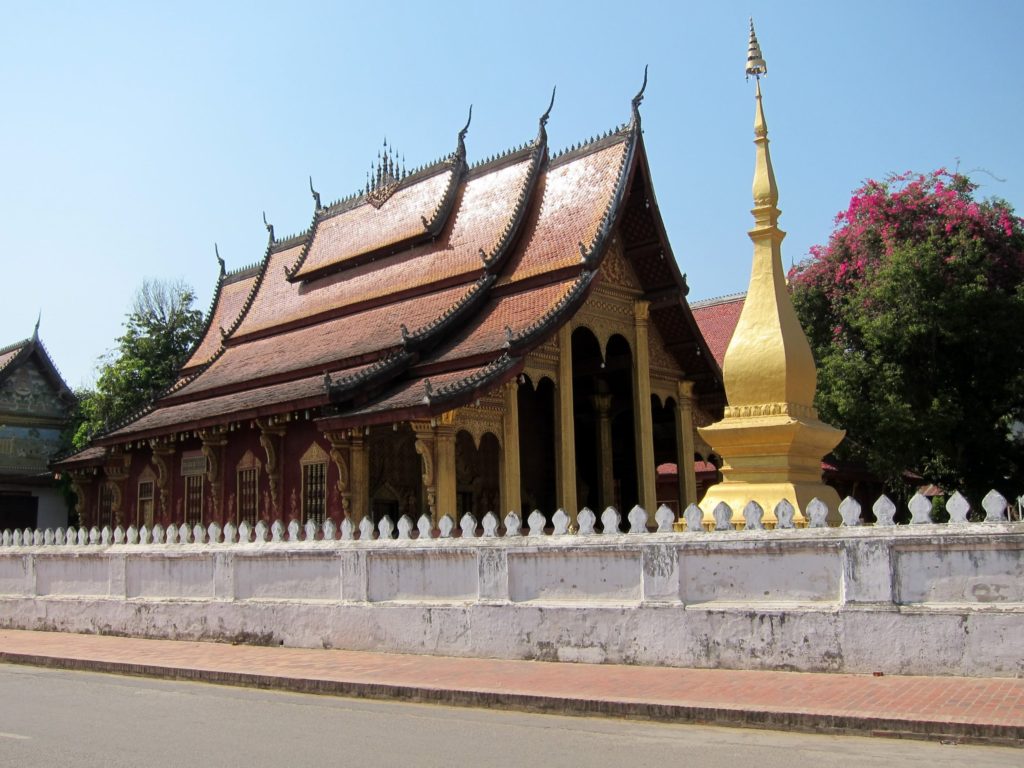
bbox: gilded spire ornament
[697,21,844,526]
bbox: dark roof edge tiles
[326,350,412,401]
[321,354,522,430]
[285,111,472,283]
[578,121,642,270]
[689,291,747,309]
[86,231,289,444]
[479,108,551,273]
[401,274,496,353]
[428,352,518,405]
[626,139,723,389]
[51,444,108,470]
[505,270,596,354]
[179,259,230,374]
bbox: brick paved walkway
[0,629,1021,746]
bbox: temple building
[1,325,76,531]
[55,82,727,532]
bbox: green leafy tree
[68,279,205,450]
[790,170,1024,500]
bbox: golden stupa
[698,20,844,526]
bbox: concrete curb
[2,650,1021,748]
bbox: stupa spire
[697,20,844,526]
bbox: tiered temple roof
[61,87,722,464]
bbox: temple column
[349,432,369,526]
[593,390,615,510]
[150,442,175,525]
[412,423,438,522]
[555,324,577,518]
[325,431,352,522]
[200,427,227,525]
[103,451,130,528]
[435,413,457,521]
[632,300,657,513]
[675,380,698,509]
[68,472,94,528]
[500,380,521,517]
[256,419,286,520]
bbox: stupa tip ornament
[696,20,844,526]
[745,18,767,80]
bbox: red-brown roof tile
[179,269,259,372]
[498,139,629,287]
[690,293,745,368]
[107,362,375,439]
[0,343,26,374]
[431,278,579,364]
[174,282,474,399]
[235,155,536,338]
[290,166,456,281]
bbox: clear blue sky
[2,1,1022,388]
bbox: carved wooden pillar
[103,450,130,528]
[69,472,93,528]
[412,423,437,522]
[500,380,521,517]
[256,418,286,520]
[593,390,615,510]
[325,431,351,521]
[150,442,175,525]
[675,380,698,509]
[200,427,228,525]
[349,432,369,526]
[434,413,457,522]
[555,324,577,518]
[632,300,657,513]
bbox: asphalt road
[0,664,1018,767]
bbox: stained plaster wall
[1,524,1022,677]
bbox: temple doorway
[455,430,500,517]
[517,375,556,520]
[368,423,422,524]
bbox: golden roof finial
[745,18,767,80]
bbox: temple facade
[57,85,724,533]
[1,328,76,531]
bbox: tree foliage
[790,170,1024,498]
[69,279,205,450]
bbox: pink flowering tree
[790,170,1024,498]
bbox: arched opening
[455,430,501,517]
[368,423,421,524]
[517,375,556,519]
[606,333,638,522]
[571,326,604,513]
[653,395,680,514]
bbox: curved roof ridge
[428,352,518,404]
[178,257,229,374]
[506,270,595,353]
[549,123,631,164]
[217,232,280,343]
[401,274,496,352]
[326,350,412,401]
[578,121,642,269]
[479,129,549,272]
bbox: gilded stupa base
[698,412,844,527]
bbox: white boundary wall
[1,516,1022,677]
